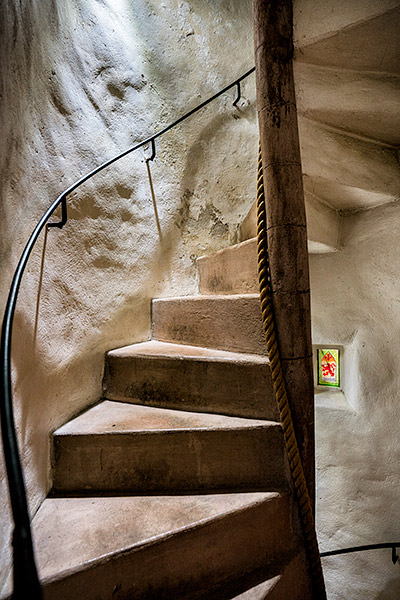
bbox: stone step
[229,551,310,600]
[103,340,277,420]
[2,492,294,600]
[299,117,400,211]
[152,294,266,356]
[239,196,340,251]
[295,61,400,147]
[295,3,400,74]
[198,238,259,295]
[53,400,287,493]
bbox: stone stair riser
[198,238,259,295]
[53,426,288,492]
[103,353,278,420]
[230,550,311,600]
[152,296,267,356]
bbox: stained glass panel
[317,348,340,387]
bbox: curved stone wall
[0,0,257,587]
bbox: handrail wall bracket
[233,81,241,107]
[47,196,68,229]
[145,139,156,163]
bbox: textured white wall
[311,202,400,599]
[0,0,257,588]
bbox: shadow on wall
[127,0,254,113]
[178,103,257,253]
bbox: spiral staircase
[2,2,400,599]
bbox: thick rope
[256,145,327,599]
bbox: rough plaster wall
[311,202,400,599]
[1,1,399,598]
[0,0,257,587]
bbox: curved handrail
[321,542,400,564]
[0,66,255,599]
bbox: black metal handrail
[0,67,255,599]
[321,542,400,565]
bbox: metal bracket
[47,196,67,229]
[392,545,399,565]
[233,82,241,107]
[146,138,156,163]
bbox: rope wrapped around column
[256,145,326,599]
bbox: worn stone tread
[4,492,294,600]
[107,339,269,364]
[55,399,275,435]
[53,401,287,492]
